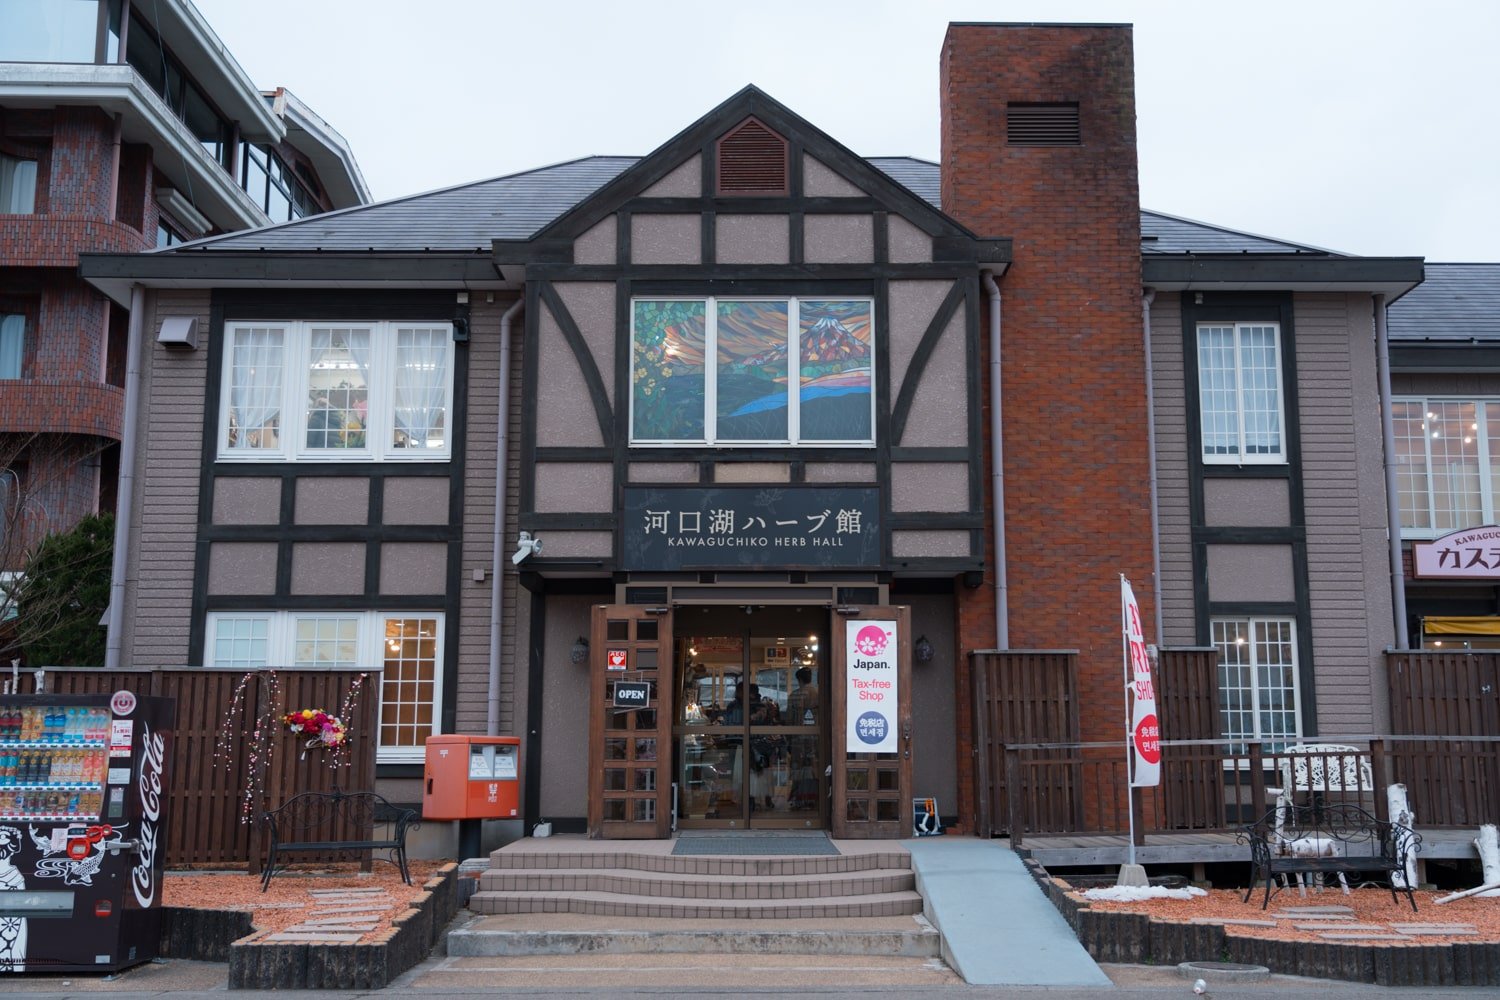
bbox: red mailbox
[423,735,520,820]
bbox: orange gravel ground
[163,861,447,943]
[1060,881,1500,945]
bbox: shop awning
[1422,616,1500,636]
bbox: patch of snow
[1080,885,1208,902]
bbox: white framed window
[1211,617,1301,753]
[204,610,443,763]
[219,320,452,462]
[1392,396,1500,537]
[1197,322,1284,464]
[629,297,875,447]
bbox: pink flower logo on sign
[855,625,889,657]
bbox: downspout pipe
[1374,293,1409,647]
[982,271,1008,649]
[1141,289,1164,644]
[105,284,144,670]
[487,297,524,735]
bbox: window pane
[0,154,38,214]
[1237,326,1281,455]
[392,326,449,450]
[1251,619,1297,751]
[1393,400,1431,530]
[380,617,438,748]
[632,300,705,441]
[1197,326,1239,457]
[1212,619,1253,748]
[716,300,789,441]
[1429,401,1481,531]
[0,314,24,379]
[210,618,270,669]
[0,0,100,62]
[799,300,873,441]
[225,327,284,451]
[292,616,358,667]
[305,327,370,450]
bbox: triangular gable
[500,85,985,259]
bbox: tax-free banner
[845,619,898,754]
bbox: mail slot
[422,735,520,820]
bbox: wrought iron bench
[1238,801,1420,911]
[260,788,418,891]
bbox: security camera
[512,531,542,566]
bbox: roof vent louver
[1006,103,1081,146]
[716,117,788,196]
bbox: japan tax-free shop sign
[845,620,898,753]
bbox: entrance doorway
[674,606,826,829]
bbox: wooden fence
[971,650,1078,837]
[13,667,378,868]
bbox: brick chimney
[941,24,1153,754]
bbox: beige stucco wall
[714,463,790,483]
[642,155,701,197]
[379,542,447,593]
[535,300,606,448]
[631,214,701,265]
[891,463,969,512]
[1204,479,1289,526]
[1206,544,1294,602]
[555,283,616,409]
[535,463,614,512]
[290,542,364,595]
[803,156,864,198]
[213,477,280,524]
[887,216,933,264]
[384,478,449,525]
[574,215,616,266]
[803,214,873,264]
[892,530,970,558]
[806,463,877,483]
[897,307,967,447]
[716,215,790,264]
[206,542,277,595]
[295,478,369,525]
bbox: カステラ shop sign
[1413,525,1500,578]
[621,486,880,570]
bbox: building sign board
[1413,526,1500,578]
[621,486,881,571]
[845,619,898,754]
[1122,576,1160,788]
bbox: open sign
[612,681,650,708]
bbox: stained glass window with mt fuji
[799,300,872,441]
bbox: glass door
[674,608,825,829]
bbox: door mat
[672,832,840,856]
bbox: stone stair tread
[479,866,914,891]
[487,851,909,876]
[468,887,923,918]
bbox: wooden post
[1247,741,1266,824]
[972,654,992,838]
[1005,746,1024,848]
[1369,738,1388,822]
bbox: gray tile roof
[1140,209,1338,256]
[1387,263,1500,342]
[163,155,1359,260]
[173,156,638,253]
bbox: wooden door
[587,605,673,838]
[831,606,912,839]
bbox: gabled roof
[1388,263,1500,342]
[156,155,1353,259]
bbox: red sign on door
[606,649,627,670]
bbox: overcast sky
[192,0,1497,262]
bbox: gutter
[105,285,144,671]
[487,298,524,735]
[1374,293,1410,647]
[982,271,1008,649]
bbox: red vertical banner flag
[1122,576,1161,787]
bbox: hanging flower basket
[282,708,348,758]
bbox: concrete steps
[450,838,938,958]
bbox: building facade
[0,0,367,608]
[81,22,1438,842]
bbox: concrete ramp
[905,837,1111,986]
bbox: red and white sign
[845,620,898,754]
[1122,576,1160,787]
[1413,525,1500,578]
[110,688,137,717]
[606,649,628,670]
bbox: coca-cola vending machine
[0,689,173,974]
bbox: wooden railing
[10,666,378,867]
[1001,737,1500,845]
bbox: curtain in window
[0,155,37,214]
[228,328,284,450]
[306,328,370,449]
[0,314,23,378]
[392,328,448,449]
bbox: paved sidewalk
[904,836,1112,986]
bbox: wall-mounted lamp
[570,636,589,665]
[914,634,935,664]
